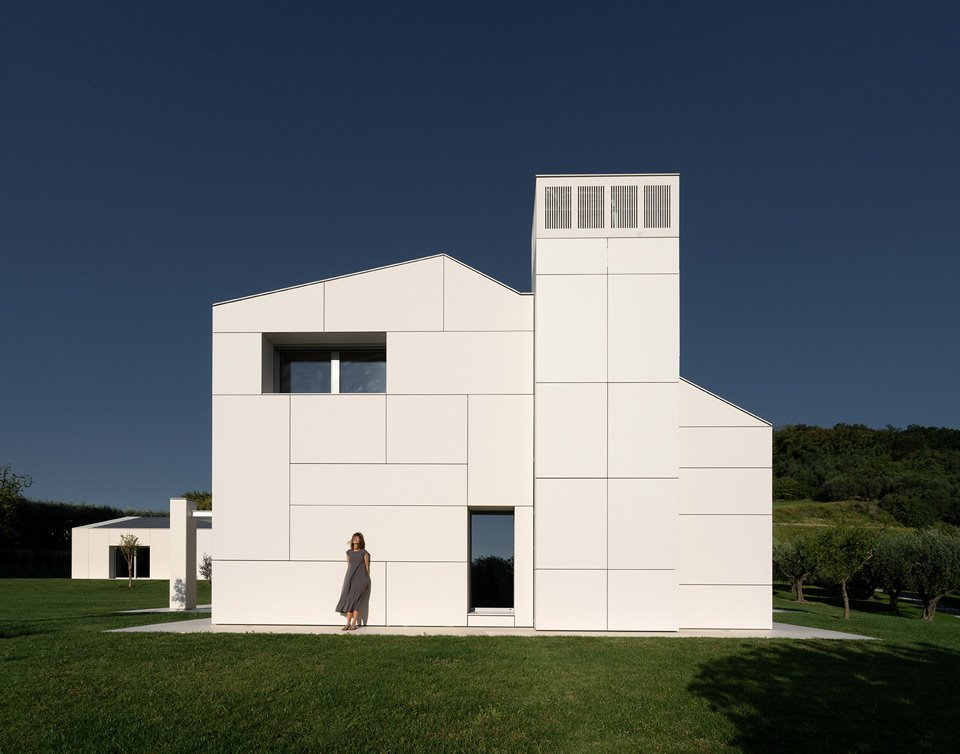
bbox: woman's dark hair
[349,532,365,549]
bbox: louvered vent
[578,185,605,229]
[643,185,671,229]
[610,185,638,229]
[544,186,572,229]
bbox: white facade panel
[534,479,606,569]
[607,237,679,274]
[214,560,385,625]
[388,331,533,395]
[680,380,768,427]
[608,383,679,478]
[386,395,467,464]
[534,383,607,478]
[607,479,679,570]
[679,585,772,629]
[534,238,607,275]
[679,515,772,585]
[212,333,263,395]
[607,274,679,382]
[534,570,607,630]
[324,257,444,332]
[607,570,679,631]
[442,257,533,331]
[468,395,533,506]
[680,467,772,515]
[680,426,772,469]
[467,614,515,627]
[290,464,466,507]
[514,506,534,626]
[289,505,466,563]
[213,395,290,560]
[534,274,606,382]
[290,395,386,464]
[88,529,110,578]
[213,282,324,334]
[71,529,90,577]
[387,562,468,626]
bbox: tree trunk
[841,579,850,619]
[921,595,940,621]
[792,577,807,602]
[126,556,134,588]
[887,588,900,612]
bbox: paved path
[112,615,872,640]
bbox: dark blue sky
[2,1,958,510]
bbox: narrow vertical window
[469,510,514,610]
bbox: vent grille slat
[643,185,671,229]
[610,185,638,229]
[544,186,572,229]
[577,185,605,229]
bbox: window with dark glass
[277,348,385,393]
[469,511,514,610]
[113,546,151,578]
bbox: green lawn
[773,499,908,542]
[1,580,958,752]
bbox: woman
[335,532,370,630]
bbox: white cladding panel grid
[71,528,90,577]
[388,331,533,395]
[514,506,534,626]
[468,395,534,506]
[534,479,607,570]
[324,257,444,332]
[213,282,325,334]
[386,562,468,626]
[534,383,608,478]
[607,237,679,274]
[536,176,679,238]
[288,505,467,562]
[213,332,264,395]
[680,426,772,469]
[534,569,607,630]
[533,274,607,383]
[289,395,386,464]
[608,570,679,631]
[680,468,772,515]
[386,395,467,464]
[290,464,466,507]
[214,560,386,626]
[607,274,679,383]
[608,383,679,479]
[607,479,679,570]
[679,585,772,629]
[442,257,534,332]
[213,395,290,561]
[678,515,772,586]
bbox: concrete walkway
[111,614,872,640]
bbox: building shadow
[688,640,960,752]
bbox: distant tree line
[774,424,960,527]
[774,526,960,621]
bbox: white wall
[213,255,535,626]
[71,520,212,580]
[678,379,772,628]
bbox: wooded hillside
[774,425,960,527]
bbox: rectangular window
[277,348,386,394]
[113,546,151,579]
[469,510,514,610]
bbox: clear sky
[2,1,958,511]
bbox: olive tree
[118,533,140,588]
[911,528,960,621]
[870,531,916,611]
[200,552,213,584]
[773,535,816,602]
[810,525,876,619]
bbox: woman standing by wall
[336,532,370,630]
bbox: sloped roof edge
[214,254,530,307]
[680,376,772,427]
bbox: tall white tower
[532,174,681,630]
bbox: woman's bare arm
[364,551,370,574]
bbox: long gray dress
[336,548,370,612]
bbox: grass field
[773,499,908,542]
[1,580,958,753]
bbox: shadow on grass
[689,640,960,752]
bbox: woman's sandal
[341,625,350,631]
[347,625,357,630]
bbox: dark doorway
[113,546,151,578]
[469,511,514,610]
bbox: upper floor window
[277,347,386,393]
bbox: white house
[211,174,772,630]
[72,516,212,581]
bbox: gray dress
[336,548,370,612]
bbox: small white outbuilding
[71,516,212,581]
